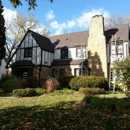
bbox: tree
[105,14,126,26]
[9,0,53,10]
[113,57,130,95]
[5,13,50,59]
[0,0,6,64]
[105,13,130,26]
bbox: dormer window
[61,49,68,59]
[24,47,32,57]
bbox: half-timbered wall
[42,50,53,66]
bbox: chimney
[87,15,108,78]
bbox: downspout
[38,49,42,86]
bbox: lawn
[0,92,130,130]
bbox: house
[0,58,9,79]
[6,15,130,86]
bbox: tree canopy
[9,0,53,10]
[113,57,130,95]
[5,13,50,59]
[0,0,6,63]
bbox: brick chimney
[87,15,108,78]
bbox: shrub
[12,88,37,97]
[0,75,16,87]
[58,76,74,88]
[19,79,27,88]
[26,76,38,88]
[83,97,122,113]
[35,88,46,95]
[53,88,76,94]
[1,78,22,93]
[79,87,105,96]
[69,76,109,90]
[45,78,60,93]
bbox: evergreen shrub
[1,78,22,93]
[12,88,37,97]
[69,76,109,90]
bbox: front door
[59,69,66,77]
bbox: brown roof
[49,24,129,49]
[51,59,88,66]
[49,30,89,49]
[105,24,129,42]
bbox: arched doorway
[59,69,66,77]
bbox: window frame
[24,47,32,58]
[52,69,56,78]
[76,48,81,57]
[61,49,68,59]
[74,68,85,76]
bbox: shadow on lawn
[0,100,130,130]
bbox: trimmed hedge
[69,76,109,90]
[79,87,105,96]
[12,88,37,97]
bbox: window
[117,44,123,54]
[74,68,85,76]
[111,44,123,55]
[61,49,68,59]
[24,48,32,57]
[76,48,81,57]
[52,69,56,77]
[12,68,33,78]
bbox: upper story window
[76,48,81,57]
[117,44,123,54]
[111,44,123,55]
[24,47,32,57]
[61,49,68,59]
[76,47,87,58]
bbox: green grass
[0,92,130,130]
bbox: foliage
[53,88,76,94]
[113,57,130,95]
[58,76,74,88]
[26,76,38,88]
[35,87,46,95]
[105,13,130,26]
[12,88,37,97]
[0,75,16,86]
[1,78,22,93]
[19,79,27,88]
[0,93,130,129]
[69,76,109,90]
[5,13,50,58]
[9,0,53,10]
[45,78,60,93]
[0,0,6,62]
[79,87,105,97]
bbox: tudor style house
[6,15,130,86]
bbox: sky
[2,0,130,36]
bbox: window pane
[24,48,32,57]
[52,69,55,77]
[61,49,68,59]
